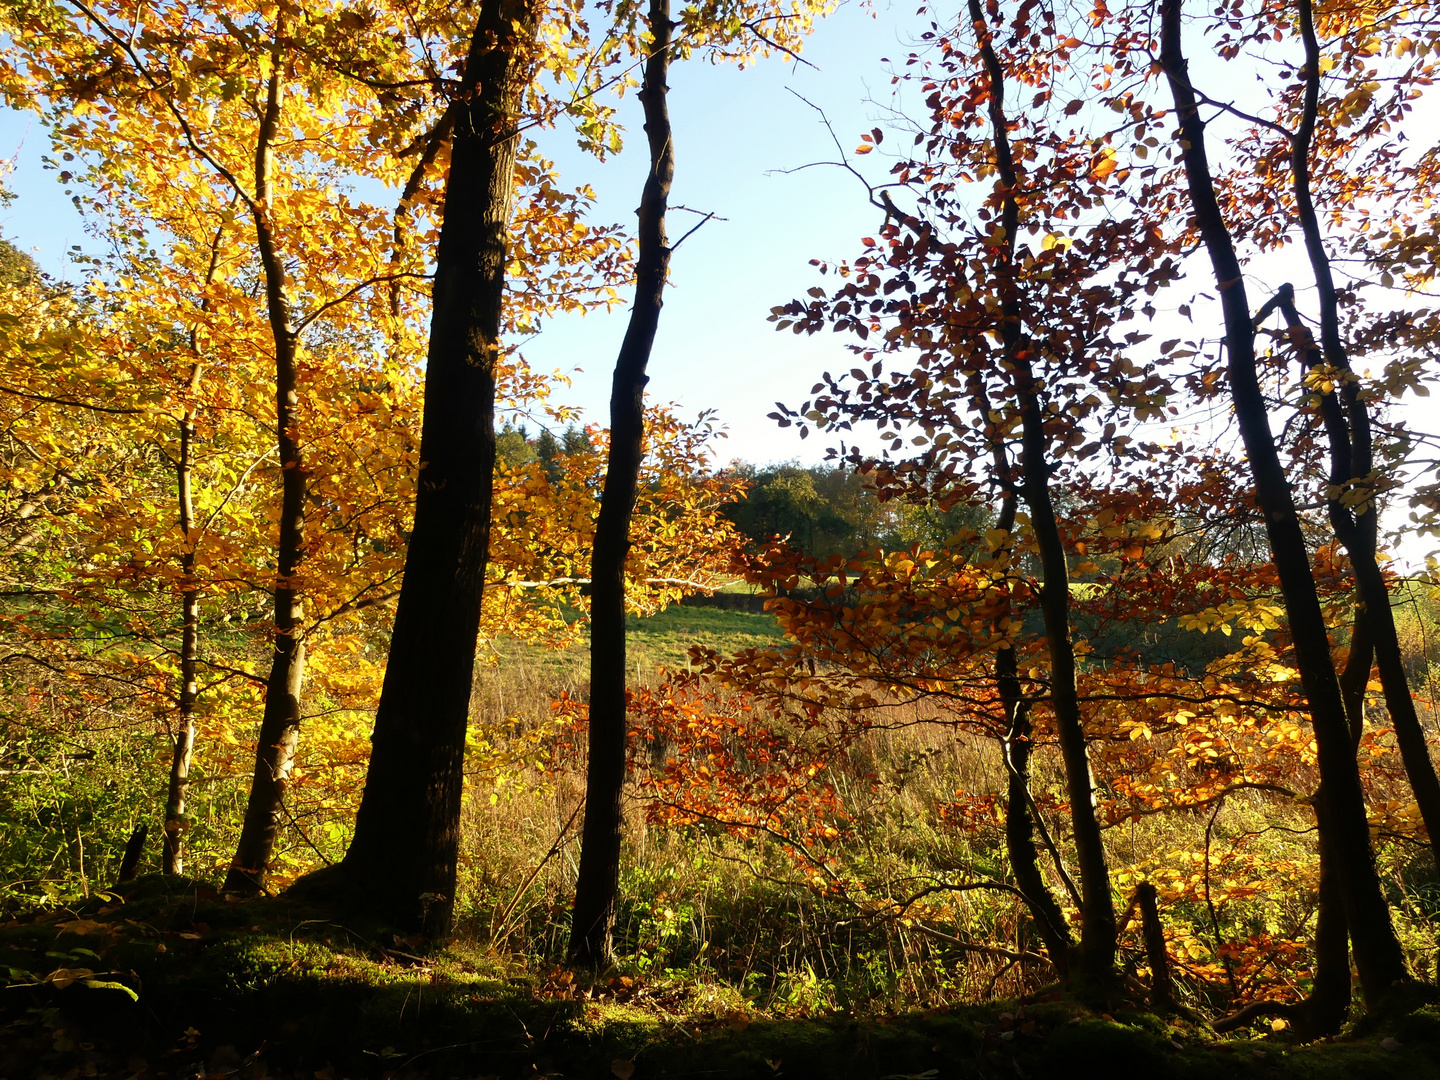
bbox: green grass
[626,604,784,672]
[487,602,783,685]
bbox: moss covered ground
[3,876,1438,1080]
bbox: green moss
[3,883,1440,1079]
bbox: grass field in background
[485,601,784,686]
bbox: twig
[490,801,585,947]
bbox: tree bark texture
[568,0,675,968]
[1160,0,1409,1004]
[968,0,1116,981]
[163,399,200,876]
[226,44,310,895]
[333,0,537,936]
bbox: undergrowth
[2,875,1439,1079]
[5,605,1440,1077]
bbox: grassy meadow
[4,598,1440,1077]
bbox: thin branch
[743,18,817,69]
[292,272,433,335]
[668,210,722,252]
[65,0,258,214]
[0,384,144,416]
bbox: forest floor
[2,877,1439,1080]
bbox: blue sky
[1,0,921,468]
[519,0,925,466]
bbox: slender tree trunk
[1290,622,1371,1036]
[1000,648,1077,970]
[319,0,537,936]
[163,397,200,875]
[1216,635,1365,1037]
[165,228,223,877]
[1160,0,1409,1004]
[1016,386,1117,980]
[568,0,675,968]
[977,387,1075,971]
[226,42,310,895]
[1282,0,1440,870]
[967,0,1116,980]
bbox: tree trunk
[323,0,538,936]
[966,0,1116,981]
[1001,653,1077,970]
[226,43,309,895]
[1134,883,1174,1009]
[1298,785,1355,1035]
[1280,0,1440,866]
[116,823,147,885]
[1159,0,1409,1005]
[1287,622,1371,1038]
[568,0,675,968]
[978,390,1075,971]
[163,402,200,876]
[1016,386,1117,981]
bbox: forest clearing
[4,0,1440,1074]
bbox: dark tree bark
[968,0,1116,982]
[976,384,1076,972]
[568,0,675,968]
[1134,883,1174,1009]
[226,42,309,894]
[1302,787,1355,1033]
[1281,0,1440,872]
[317,0,538,936]
[1283,620,1369,1037]
[1000,617,1078,971]
[1241,289,1370,1037]
[116,823,147,885]
[1159,0,1409,1005]
[163,385,200,876]
[1016,381,1117,981]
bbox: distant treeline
[497,428,984,562]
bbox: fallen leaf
[47,967,94,989]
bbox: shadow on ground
[3,876,1438,1080]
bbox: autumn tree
[761,0,1208,983]
[1155,0,1412,1006]
[1,0,626,896]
